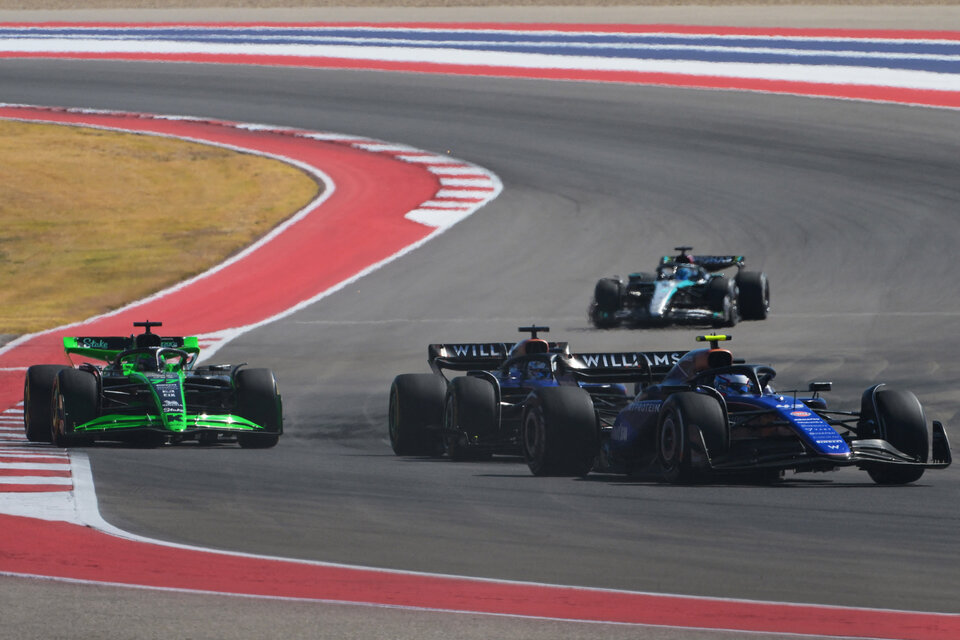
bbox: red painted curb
[1,513,957,639]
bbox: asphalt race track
[1,42,959,638]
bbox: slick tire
[51,368,97,448]
[236,368,282,449]
[736,271,770,321]
[707,277,739,328]
[521,386,597,477]
[389,373,446,456]
[24,364,69,443]
[863,387,928,485]
[443,376,497,461]
[658,392,728,484]
[591,278,622,329]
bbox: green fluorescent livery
[24,321,283,448]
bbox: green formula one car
[23,321,282,448]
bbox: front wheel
[236,368,282,449]
[51,369,98,448]
[707,277,739,328]
[521,386,597,477]
[862,387,928,485]
[657,392,728,483]
[24,365,69,443]
[590,278,623,329]
[737,271,770,320]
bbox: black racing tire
[657,392,728,484]
[443,376,497,461]
[706,277,739,328]
[24,364,69,443]
[51,368,98,448]
[591,278,622,329]
[236,368,282,449]
[864,388,928,485]
[520,386,597,477]
[736,271,770,321]
[389,373,446,456]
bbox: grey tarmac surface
[1,6,959,640]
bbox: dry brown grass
[0,121,319,334]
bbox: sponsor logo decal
[80,338,110,349]
[579,352,682,368]
[450,344,503,358]
[790,410,811,417]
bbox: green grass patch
[0,121,320,334]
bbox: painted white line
[417,200,473,209]
[396,154,462,164]
[439,177,495,187]
[351,142,420,152]
[0,463,71,471]
[0,476,72,485]
[427,166,489,175]
[435,189,492,199]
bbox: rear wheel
[591,278,622,328]
[521,386,597,477]
[236,368,282,449]
[737,271,770,320]
[443,376,497,461]
[24,365,69,443]
[389,373,445,456]
[863,388,928,485]
[51,369,97,448]
[658,392,728,483]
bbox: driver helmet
[135,355,158,372]
[675,265,699,281]
[714,373,752,396]
[527,360,551,380]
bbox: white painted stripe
[405,209,475,227]
[0,455,68,461]
[0,476,72,485]
[0,463,71,471]
[395,154,461,164]
[300,132,372,142]
[0,487,78,522]
[351,143,420,152]
[417,200,472,209]
[427,166,487,175]
[439,177,494,187]
[435,189,489,199]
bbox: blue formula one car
[590,247,770,329]
[388,326,684,468]
[520,335,951,484]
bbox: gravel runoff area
[0,2,958,29]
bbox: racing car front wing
[700,421,951,473]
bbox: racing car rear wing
[428,342,571,373]
[563,351,685,383]
[64,335,201,364]
[660,254,744,272]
